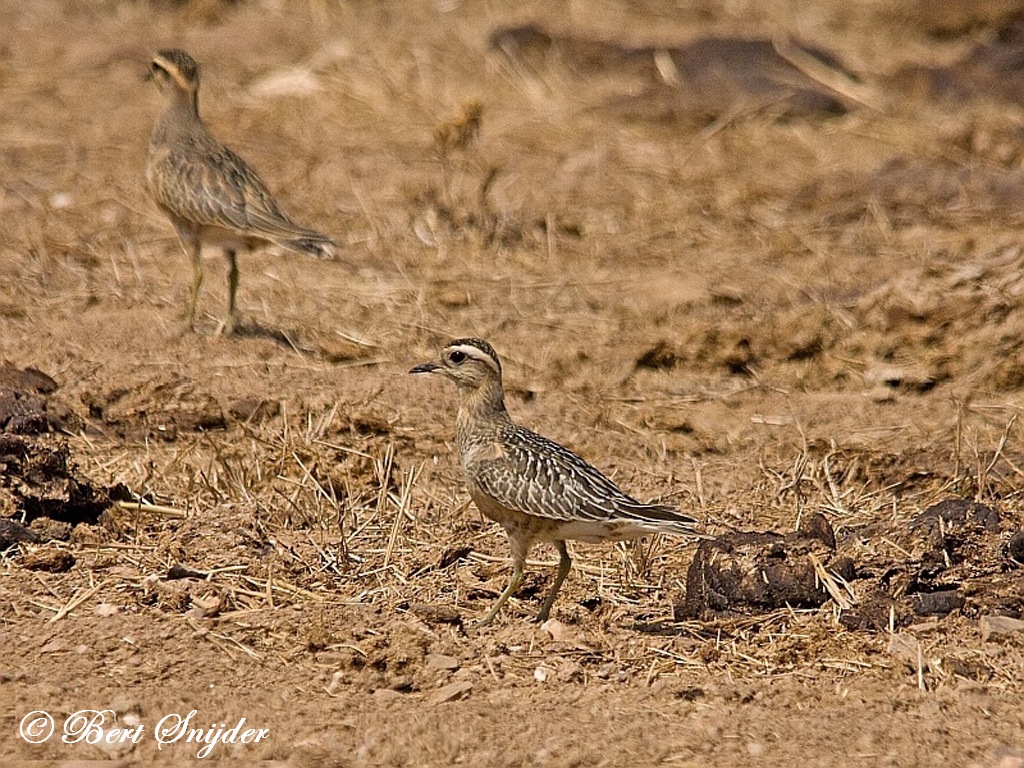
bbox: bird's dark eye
[449,350,466,364]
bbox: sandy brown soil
[3,0,1024,765]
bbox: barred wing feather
[153,143,332,252]
[471,425,698,534]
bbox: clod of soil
[18,545,75,573]
[893,19,1024,103]
[227,397,281,422]
[489,24,854,119]
[29,516,73,542]
[1008,528,1024,563]
[910,588,966,616]
[907,499,1001,574]
[0,360,76,434]
[679,513,853,618]
[0,518,42,549]
[402,602,465,628]
[844,498,1020,626]
[635,340,679,370]
[839,590,906,632]
[903,0,1024,36]
[81,375,227,441]
[0,434,113,525]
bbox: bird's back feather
[465,422,698,536]
[147,116,334,254]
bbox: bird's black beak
[409,361,440,374]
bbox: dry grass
[3,0,1024,764]
[4,390,1011,693]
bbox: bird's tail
[284,234,336,260]
[619,503,711,538]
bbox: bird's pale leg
[536,540,571,623]
[223,249,239,335]
[478,559,523,626]
[478,537,529,626]
[182,240,203,334]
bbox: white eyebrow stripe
[448,344,500,371]
[153,57,192,90]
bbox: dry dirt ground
[3,0,1024,765]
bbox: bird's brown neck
[455,379,510,444]
[154,90,202,140]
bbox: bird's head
[148,49,200,100]
[410,338,503,391]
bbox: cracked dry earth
[2,0,1024,766]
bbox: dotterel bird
[411,338,704,625]
[145,49,334,334]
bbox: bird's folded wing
[471,426,696,529]
[154,145,329,244]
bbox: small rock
[980,615,1024,641]
[427,680,473,705]
[95,603,119,618]
[888,632,922,665]
[424,653,460,674]
[540,618,573,642]
[865,363,936,393]
[120,708,142,728]
[390,675,414,692]
[49,192,73,210]
[552,658,584,683]
[309,40,353,68]
[746,741,766,758]
[190,594,222,618]
[166,564,207,580]
[866,385,897,403]
[326,671,345,695]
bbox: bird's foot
[474,612,499,628]
[218,315,240,337]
